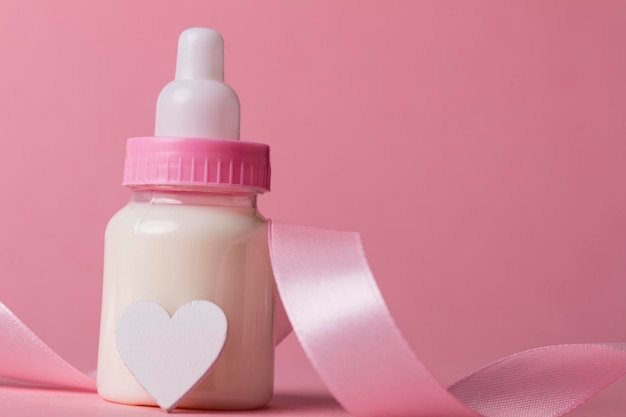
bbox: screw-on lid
[122,28,270,192]
[123,137,270,192]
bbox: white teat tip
[155,27,240,139]
[175,28,224,81]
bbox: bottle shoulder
[106,201,266,239]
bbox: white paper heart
[115,300,228,412]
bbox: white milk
[97,190,274,409]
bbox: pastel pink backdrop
[0,1,625,415]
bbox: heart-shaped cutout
[115,300,228,412]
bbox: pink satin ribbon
[1,220,625,416]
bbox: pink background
[0,1,625,415]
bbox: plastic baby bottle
[96,28,274,410]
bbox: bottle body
[97,189,274,410]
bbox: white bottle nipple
[155,28,240,140]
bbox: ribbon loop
[269,221,474,417]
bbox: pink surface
[4,341,626,417]
[0,0,625,415]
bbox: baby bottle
[96,28,274,410]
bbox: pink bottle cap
[123,136,270,192]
